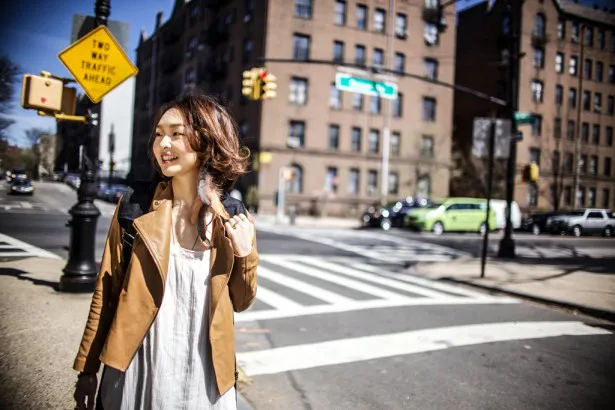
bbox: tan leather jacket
[73,181,258,395]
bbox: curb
[439,276,615,324]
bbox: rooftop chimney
[156,11,163,31]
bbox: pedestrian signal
[21,74,64,113]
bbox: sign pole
[480,118,497,278]
[276,167,286,224]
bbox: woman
[73,93,259,410]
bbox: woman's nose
[159,135,172,148]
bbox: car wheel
[432,221,444,236]
[380,218,392,231]
[532,224,541,235]
[604,226,613,238]
[479,222,488,236]
[572,225,583,237]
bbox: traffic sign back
[58,25,138,103]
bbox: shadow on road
[0,267,59,290]
[497,256,615,281]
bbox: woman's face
[153,108,199,178]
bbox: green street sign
[514,111,535,125]
[335,73,398,100]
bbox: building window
[533,47,544,68]
[333,41,344,63]
[288,121,305,148]
[388,172,399,195]
[355,44,366,65]
[374,8,385,33]
[245,0,254,22]
[557,18,565,39]
[588,188,596,207]
[184,67,195,86]
[356,4,367,30]
[396,13,407,38]
[552,150,561,172]
[594,93,602,112]
[554,117,562,138]
[370,95,381,114]
[293,34,311,60]
[328,124,340,150]
[394,52,405,73]
[578,186,586,206]
[589,155,597,175]
[373,48,384,68]
[596,62,603,82]
[597,28,605,49]
[527,184,538,207]
[367,170,378,196]
[368,129,380,154]
[348,168,360,196]
[584,59,592,80]
[330,83,342,110]
[531,115,542,136]
[351,127,362,151]
[592,124,600,145]
[580,155,587,174]
[605,157,612,177]
[295,0,313,18]
[582,90,592,111]
[502,13,511,35]
[603,189,611,209]
[531,80,543,103]
[569,87,577,108]
[289,77,308,105]
[585,26,593,47]
[421,135,434,157]
[417,175,431,198]
[186,37,197,59]
[391,132,400,156]
[424,23,439,46]
[189,4,200,24]
[555,52,564,73]
[567,120,575,140]
[555,85,563,105]
[609,65,615,83]
[534,13,546,37]
[288,164,303,194]
[564,186,572,206]
[422,97,436,122]
[581,122,589,142]
[325,167,338,192]
[571,21,579,43]
[608,95,614,115]
[243,39,253,63]
[335,0,346,25]
[424,58,438,80]
[569,56,578,75]
[607,126,614,146]
[352,93,363,111]
[529,147,541,166]
[393,92,403,118]
[565,152,574,172]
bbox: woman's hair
[148,92,250,191]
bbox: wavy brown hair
[148,92,250,191]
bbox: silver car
[546,209,614,237]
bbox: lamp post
[59,0,110,292]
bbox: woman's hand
[225,214,255,257]
[74,373,98,410]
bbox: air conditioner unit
[287,136,301,148]
[396,31,408,39]
[594,104,602,113]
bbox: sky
[1,0,613,147]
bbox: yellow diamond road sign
[58,25,138,103]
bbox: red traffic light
[259,71,268,80]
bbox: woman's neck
[171,169,199,210]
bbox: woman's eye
[173,132,184,137]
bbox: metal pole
[380,0,395,206]
[481,119,496,278]
[276,167,286,223]
[572,24,585,208]
[497,0,521,259]
[59,1,108,292]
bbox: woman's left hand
[225,214,255,257]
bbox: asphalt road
[1,181,614,409]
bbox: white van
[489,199,521,230]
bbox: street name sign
[335,73,398,100]
[514,111,535,125]
[58,25,138,103]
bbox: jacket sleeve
[228,213,258,313]
[73,200,125,373]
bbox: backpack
[117,182,247,273]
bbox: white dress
[100,235,237,410]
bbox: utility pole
[380,0,395,207]
[497,0,522,259]
[572,24,585,208]
[108,123,115,185]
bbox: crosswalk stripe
[0,233,62,260]
[258,266,352,304]
[266,258,408,301]
[20,201,33,209]
[256,286,303,310]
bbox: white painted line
[20,201,33,209]
[255,286,302,310]
[350,261,498,300]
[292,257,453,299]
[0,233,63,260]
[235,297,517,323]
[258,266,352,304]
[238,321,610,376]
[0,245,20,249]
[267,258,408,301]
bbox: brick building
[131,0,457,216]
[454,0,615,213]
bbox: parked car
[489,199,522,230]
[521,211,559,235]
[546,209,614,237]
[361,197,430,230]
[9,177,34,195]
[405,197,497,236]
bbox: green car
[405,197,497,235]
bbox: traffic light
[21,74,64,112]
[259,70,277,100]
[242,69,260,100]
[522,163,539,183]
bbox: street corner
[408,256,480,280]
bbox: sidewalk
[411,255,615,322]
[253,213,360,229]
[0,257,253,409]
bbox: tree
[25,127,49,179]
[0,56,20,143]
